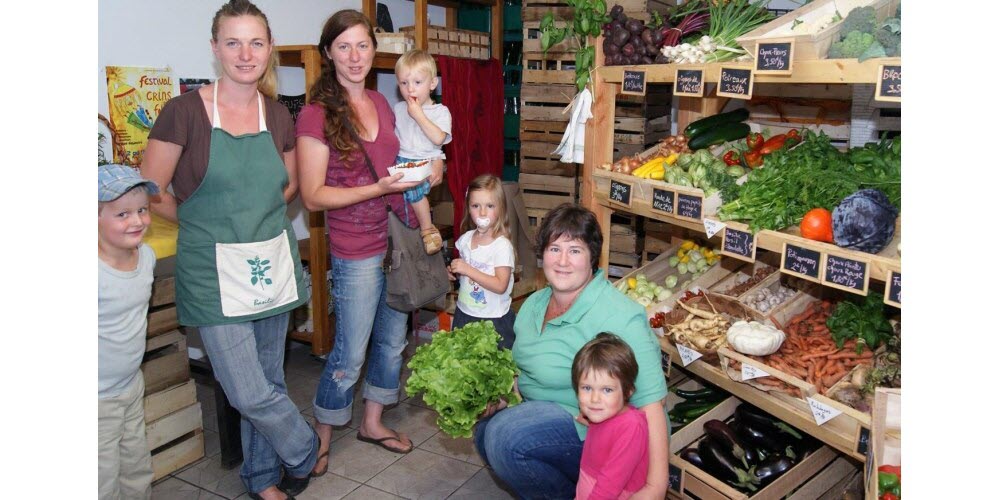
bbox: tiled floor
[152,340,518,500]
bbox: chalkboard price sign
[674,68,704,97]
[823,253,869,294]
[755,41,794,74]
[609,179,633,207]
[651,188,675,215]
[622,69,647,96]
[676,193,702,220]
[718,66,753,100]
[885,270,901,307]
[875,63,901,102]
[668,464,683,493]
[782,243,821,281]
[722,227,757,262]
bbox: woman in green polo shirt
[473,203,669,499]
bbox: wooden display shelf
[663,340,871,462]
[596,58,901,85]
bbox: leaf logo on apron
[247,257,273,288]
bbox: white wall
[98,0,444,238]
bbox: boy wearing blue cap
[98,164,160,499]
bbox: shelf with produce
[595,57,900,85]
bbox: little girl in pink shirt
[572,333,650,500]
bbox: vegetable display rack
[578,17,903,474]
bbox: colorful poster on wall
[105,66,174,166]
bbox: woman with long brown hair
[141,1,317,498]
[296,9,442,473]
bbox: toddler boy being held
[98,164,160,500]
[394,49,452,254]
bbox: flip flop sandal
[310,428,330,477]
[356,431,414,454]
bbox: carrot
[828,350,874,360]
[802,350,840,361]
[823,372,846,388]
[754,376,786,386]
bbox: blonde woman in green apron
[141,2,316,499]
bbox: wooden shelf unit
[581,37,902,465]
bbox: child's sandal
[421,227,443,254]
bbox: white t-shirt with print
[393,101,453,160]
[455,230,515,318]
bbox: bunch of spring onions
[703,0,774,63]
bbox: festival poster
[105,66,174,166]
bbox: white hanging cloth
[552,87,593,164]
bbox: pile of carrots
[733,299,874,396]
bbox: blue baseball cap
[98,163,160,202]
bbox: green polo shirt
[512,269,669,440]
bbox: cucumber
[674,387,727,402]
[688,122,752,150]
[683,108,750,138]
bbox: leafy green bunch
[405,321,520,438]
[826,293,894,354]
[539,0,610,91]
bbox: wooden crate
[787,457,860,500]
[747,84,852,147]
[667,396,838,500]
[151,430,204,481]
[519,140,578,177]
[522,0,675,23]
[141,330,190,395]
[147,304,179,337]
[519,172,577,211]
[399,26,489,60]
[735,0,898,61]
[865,388,901,499]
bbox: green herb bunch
[405,321,520,438]
[538,0,610,91]
[826,293,894,354]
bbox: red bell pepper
[742,150,763,169]
[723,150,741,166]
[758,134,788,155]
[878,464,901,482]
[879,493,898,500]
[746,132,764,151]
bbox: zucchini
[688,122,752,150]
[683,108,750,138]
[674,387,727,402]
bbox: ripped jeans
[313,252,409,425]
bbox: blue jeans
[474,401,584,499]
[313,252,410,425]
[199,312,318,494]
[396,155,432,218]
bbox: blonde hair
[211,0,278,99]
[460,175,511,243]
[395,49,438,79]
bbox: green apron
[175,84,307,326]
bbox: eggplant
[610,4,624,19]
[733,419,795,459]
[736,404,804,440]
[703,419,756,469]
[612,28,630,47]
[754,456,794,487]
[679,447,704,469]
[698,438,758,491]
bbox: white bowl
[387,160,431,183]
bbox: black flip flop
[356,431,413,454]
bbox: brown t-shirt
[148,89,296,203]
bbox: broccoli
[828,31,875,59]
[840,6,877,35]
[874,16,901,57]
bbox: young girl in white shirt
[447,174,516,348]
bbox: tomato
[799,208,834,243]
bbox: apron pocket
[215,230,299,317]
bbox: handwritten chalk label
[722,227,756,262]
[742,363,769,381]
[674,68,704,97]
[609,179,633,207]
[676,193,703,220]
[885,270,901,307]
[807,397,842,425]
[782,243,821,281]
[622,69,647,96]
[718,66,753,100]
[652,188,675,215]
[703,219,726,239]
[857,427,871,455]
[755,41,794,74]
[875,64,901,102]
[677,344,703,366]
[823,254,869,294]
[668,463,683,493]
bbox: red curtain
[435,55,504,234]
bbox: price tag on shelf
[676,344,703,366]
[703,218,725,239]
[807,397,842,425]
[741,363,769,381]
